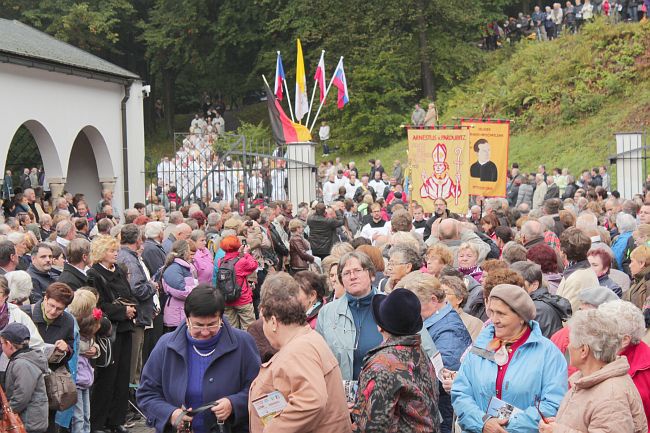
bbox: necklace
[192,345,216,357]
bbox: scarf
[0,303,9,330]
[487,325,528,352]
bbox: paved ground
[130,417,153,433]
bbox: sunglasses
[535,396,549,424]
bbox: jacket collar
[120,246,138,259]
[423,302,453,328]
[365,334,421,358]
[620,341,650,376]
[63,262,87,278]
[168,321,240,361]
[570,356,630,389]
[475,320,545,350]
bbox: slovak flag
[332,58,349,109]
[314,51,326,104]
[274,52,286,101]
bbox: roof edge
[0,51,140,85]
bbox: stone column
[286,142,316,210]
[48,177,66,198]
[99,177,117,194]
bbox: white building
[0,19,145,211]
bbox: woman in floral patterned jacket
[351,288,440,433]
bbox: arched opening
[2,120,63,200]
[66,126,114,209]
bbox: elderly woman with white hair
[5,270,32,305]
[612,212,638,270]
[599,300,650,426]
[538,309,647,433]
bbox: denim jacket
[316,291,438,380]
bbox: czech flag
[332,58,349,109]
[274,52,286,101]
[314,51,326,104]
[265,82,312,145]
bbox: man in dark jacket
[117,224,157,387]
[142,221,167,276]
[511,262,572,338]
[57,238,90,291]
[562,175,578,199]
[307,203,344,259]
[27,243,57,303]
[1,323,49,433]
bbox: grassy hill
[319,19,650,177]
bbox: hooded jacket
[4,348,49,433]
[452,321,568,432]
[162,258,198,327]
[530,287,572,338]
[553,357,647,433]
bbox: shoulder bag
[0,382,26,433]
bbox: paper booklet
[342,380,358,404]
[251,391,288,426]
[484,396,524,422]
[430,352,446,381]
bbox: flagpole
[310,56,342,132]
[306,50,325,126]
[277,51,295,122]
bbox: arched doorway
[2,120,63,200]
[66,126,115,210]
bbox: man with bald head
[162,222,191,254]
[520,220,545,249]
[426,219,491,266]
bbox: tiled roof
[0,18,139,80]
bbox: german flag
[265,82,312,145]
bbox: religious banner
[460,118,510,197]
[407,127,470,215]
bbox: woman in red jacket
[599,300,650,429]
[217,236,258,330]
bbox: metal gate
[144,133,317,211]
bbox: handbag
[0,383,26,433]
[44,366,77,411]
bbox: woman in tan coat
[538,309,647,433]
[248,272,351,433]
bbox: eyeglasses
[386,261,408,269]
[341,268,366,279]
[187,319,222,332]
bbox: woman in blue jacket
[397,272,472,433]
[451,284,567,433]
[137,285,261,433]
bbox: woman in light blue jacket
[451,284,567,433]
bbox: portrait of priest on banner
[469,139,498,182]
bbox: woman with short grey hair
[598,300,650,422]
[539,309,647,433]
[381,244,421,293]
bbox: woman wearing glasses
[137,285,261,433]
[316,251,437,381]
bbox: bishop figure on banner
[420,143,461,202]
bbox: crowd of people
[1,151,650,433]
[483,0,649,49]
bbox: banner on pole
[459,118,510,197]
[407,128,470,215]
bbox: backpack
[216,257,242,302]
